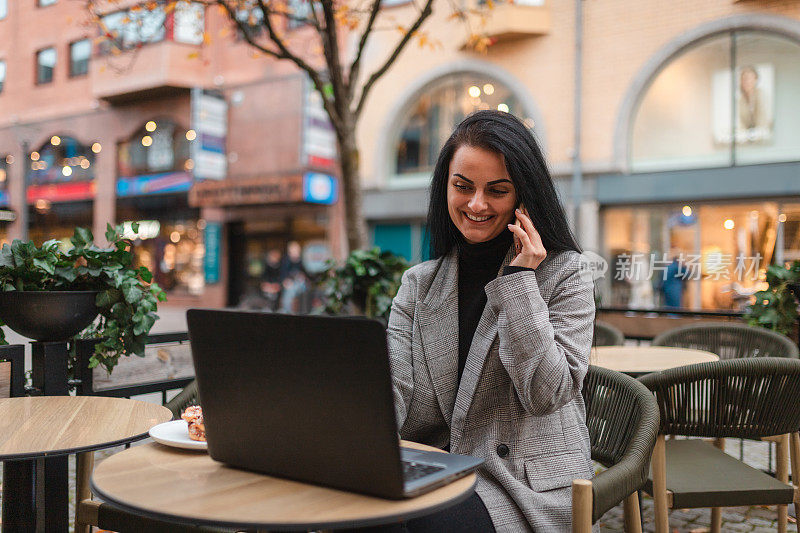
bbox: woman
[388,111,595,532]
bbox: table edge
[90,460,477,531]
[0,432,155,462]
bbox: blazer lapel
[418,252,459,425]
[451,245,516,447]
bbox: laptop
[186,309,483,499]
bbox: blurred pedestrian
[279,241,308,313]
[261,248,283,311]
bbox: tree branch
[353,0,434,119]
[347,0,382,98]
[318,1,348,113]
[216,0,288,61]
[242,0,342,130]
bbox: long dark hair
[426,110,580,258]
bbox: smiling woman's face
[446,144,518,244]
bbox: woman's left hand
[508,208,547,269]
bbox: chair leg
[711,507,721,533]
[791,433,800,511]
[652,434,669,533]
[623,491,642,533]
[777,434,789,533]
[75,499,101,533]
[75,451,95,533]
[572,479,593,533]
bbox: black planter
[0,291,99,342]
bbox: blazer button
[496,444,509,458]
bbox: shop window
[36,47,56,85]
[117,197,204,296]
[631,31,800,171]
[394,73,525,176]
[0,0,7,20]
[29,136,95,185]
[781,205,800,264]
[0,60,5,93]
[69,39,90,78]
[600,202,779,311]
[0,156,8,203]
[117,120,191,177]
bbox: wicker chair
[639,357,800,533]
[651,321,798,360]
[165,379,200,418]
[593,320,625,347]
[572,365,660,532]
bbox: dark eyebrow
[453,173,512,186]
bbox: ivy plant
[745,260,800,336]
[0,223,166,372]
[318,248,409,321]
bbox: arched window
[394,73,526,176]
[117,120,191,177]
[631,31,800,172]
[29,135,94,185]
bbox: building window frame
[69,39,91,78]
[35,47,56,85]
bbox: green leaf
[72,227,93,248]
[122,284,143,304]
[0,245,14,268]
[106,223,117,243]
[137,266,153,283]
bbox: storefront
[26,135,96,245]
[189,172,339,309]
[116,118,204,298]
[597,27,800,310]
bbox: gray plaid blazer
[388,247,595,532]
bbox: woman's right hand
[508,208,547,269]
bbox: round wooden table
[91,440,477,531]
[0,396,172,533]
[590,346,719,376]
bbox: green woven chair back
[165,380,200,419]
[639,357,800,439]
[593,320,625,346]
[652,321,798,360]
[582,365,660,521]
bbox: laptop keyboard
[402,460,445,482]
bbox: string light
[91,143,102,153]
[145,121,157,132]
[186,130,197,141]
[141,136,153,147]
[50,135,61,146]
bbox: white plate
[149,420,207,451]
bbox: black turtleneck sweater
[457,230,531,380]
